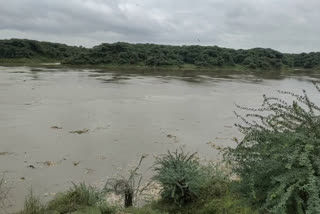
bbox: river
[0,66,319,212]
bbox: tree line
[0,38,320,70]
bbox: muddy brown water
[1,66,320,212]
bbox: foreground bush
[152,150,256,213]
[124,206,168,214]
[153,150,206,205]
[151,193,256,214]
[225,83,320,213]
[19,183,115,214]
[48,182,115,214]
[198,195,258,214]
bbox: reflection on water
[0,66,319,212]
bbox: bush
[225,82,320,213]
[198,195,258,214]
[153,150,207,205]
[199,163,232,200]
[197,164,257,214]
[46,182,115,214]
[18,183,116,214]
[124,206,168,214]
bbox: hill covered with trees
[0,39,85,62]
[0,38,320,71]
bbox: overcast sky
[0,0,319,53]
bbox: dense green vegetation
[151,150,257,214]
[153,150,208,206]
[225,83,320,213]
[0,39,84,62]
[64,42,284,70]
[1,39,320,71]
[18,184,116,214]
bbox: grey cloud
[0,0,319,52]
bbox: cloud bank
[0,0,319,53]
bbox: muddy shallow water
[1,66,320,212]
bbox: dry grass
[0,175,11,212]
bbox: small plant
[198,163,231,200]
[0,175,10,211]
[225,82,320,213]
[153,149,206,206]
[104,154,151,208]
[18,183,115,214]
[198,195,258,214]
[19,190,45,214]
[47,182,114,213]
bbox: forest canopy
[0,39,320,70]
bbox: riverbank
[0,59,255,72]
[0,59,317,76]
[13,154,257,214]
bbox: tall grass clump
[18,183,115,214]
[19,190,45,214]
[153,149,207,206]
[47,182,115,214]
[225,82,320,213]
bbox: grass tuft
[18,190,45,214]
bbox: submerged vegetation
[1,39,320,71]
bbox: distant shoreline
[0,60,317,75]
[1,39,320,73]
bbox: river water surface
[0,66,320,212]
